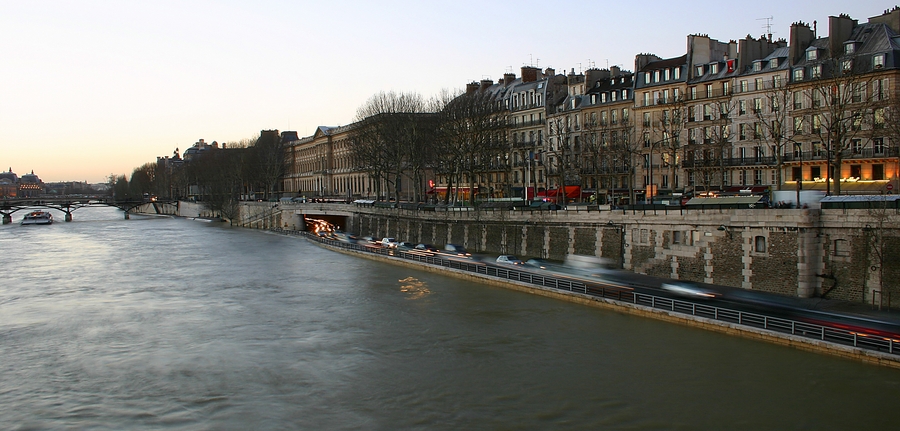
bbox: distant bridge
[0,197,178,224]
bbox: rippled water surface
[2,207,899,430]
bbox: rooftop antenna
[758,16,774,42]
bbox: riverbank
[285,229,900,369]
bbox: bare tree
[754,76,795,191]
[351,91,430,202]
[435,88,506,205]
[809,61,877,195]
[653,96,688,196]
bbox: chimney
[789,22,814,65]
[585,69,610,88]
[521,66,539,83]
[503,72,516,86]
[828,14,857,57]
[544,67,555,77]
[480,79,493,91]
[466,82,479,94]
[610,65,621,77]
[869,6,900,34]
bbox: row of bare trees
[116,131,287,219]
[349,90,507,205]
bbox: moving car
[661,282,719,299]
[381,237,400,248]
[415,243,440,253]
[444,244,470,256]
[496,255,524,265]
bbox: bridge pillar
[65,213,73,222]
[2,214,11,224]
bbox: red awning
[538,186,582,199]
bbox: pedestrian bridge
[0,197,176,224]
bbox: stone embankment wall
[149,201,898,306]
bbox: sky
[0,0,889,183]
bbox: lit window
[874,54,886,69]
[753,61,762,71]
[793,68,805,81]
[769,58,779,68]
[842,60,853,72]
[811,65,822,78]
[806,48,818,61]
[674,68,681,80]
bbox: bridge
[0,197,177,224]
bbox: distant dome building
[17,170,44,198]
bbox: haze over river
[2,206,899,430]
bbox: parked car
[397,242,416,250]
[381,237,400,248]
[496,255,524,265]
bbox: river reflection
[1,206,898,430]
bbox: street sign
[888,183,894,191]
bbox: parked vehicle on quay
[381,237,400,248]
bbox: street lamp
[796,142,803,208]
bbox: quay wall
[136,201,900,307]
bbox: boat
[21,210,53,225]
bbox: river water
[1,206,899,430]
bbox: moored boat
[21,210,53,225]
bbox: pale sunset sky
[0,0,888,183]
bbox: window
[664,69,671,81]
[611,109,618,125]
[833,239,849,257]
[753,61,762,72]
[703,104,712,121]
[754,236,767,253]
[688,105,696,122]
[643,112,651,127]
[842,59,853,72]
[673,67,680,80]
[793,68,804,81]
[611,91,617,102]
[723,81,730,95]
[793,91,802,109]
[874,53,886,69]
[806,48,818,61]
[644,72,650,84]
[773,75,782,88]
[844,42,856,54]
[740,123,748,140]
[654,70,661,82]
[710,63,719,74]
[793,116,803,134]
[739,100,747,115]
[874,137,885,154]
[622,89,629,99]
[769,58,779,69]
[740,80,748,92]
[696,65,704,76]
[753,98,762,114]
[622,108,629,122]
[811,65,822,78]
[705,84,713,97]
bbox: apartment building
[281,7,900,203]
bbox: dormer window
[695,65,704,76]
[710,63,719,74]
[806,48,818,61]
[844,41,856,54]
[793,68,804,81]
[769,58,779,69]
[644,72,651,84]
[664,69,671,80]
[673,67,681,80]
[874,53,886,69]
[842,59,853,72]
[753,61,762,72]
